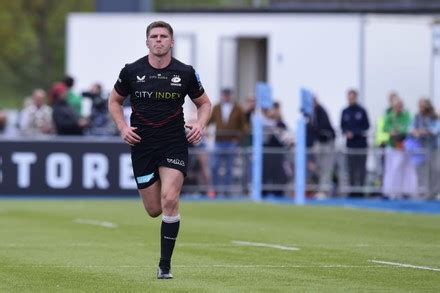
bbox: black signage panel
[0,138,137,196]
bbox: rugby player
[108,21,212,279]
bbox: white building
[67,13,439,131]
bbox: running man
[108,21,212,279]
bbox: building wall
[67,13,433,132]
[364,15,432,129]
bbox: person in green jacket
[382,98,417,199]
[383,99,411,149]
[63,76,82,117]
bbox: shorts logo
[166,158,185,166]
[137,75,146,83]
[136,172,154,184]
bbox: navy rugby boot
[157,267,173,279]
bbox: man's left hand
[185,123,204,144]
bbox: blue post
[251,112,263,202]
[295,88,312,205]
[295,116,306,205]
[251,83,273,202]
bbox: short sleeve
[187,67,205,99]
[114,65,131,97]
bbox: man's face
[33,91,45,108]
[348,91,357,105]
[394,101,403,113]
[146,27,174,57]
[222,93,232,103]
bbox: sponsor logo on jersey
[195,72,203,90]
[134,91,181,99]
[136,75,146,82]
[149,74,168,80]
[166,158,185,166]
[136,172,154,184]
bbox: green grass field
[0,200,439,292]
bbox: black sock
[159,214,180,271]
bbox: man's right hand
[120,126,141,146]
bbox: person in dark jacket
[262,102,291,197]
[340,89,370,197]
[312,97,336,197]
[51,82,88,135]
[83,83,115,136]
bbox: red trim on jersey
[132,107,183,128]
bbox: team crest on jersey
[170,75,182,87]
[171,76,181,83]
[136,75,146,82]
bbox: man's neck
[148,54,172,69]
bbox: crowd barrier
[1,136,439,200]
[184,143,440,200]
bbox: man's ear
[146,39,149,49]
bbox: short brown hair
[347,89,358,97]
[146,21,173,38]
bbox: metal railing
[183,144,440,200]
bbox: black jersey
[114,56,204,139]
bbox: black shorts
[131,140,188,189]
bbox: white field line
[2,242,440,248]
[232,240,299,251]
[370,260,440,272]
[0,264,386,269]
[73,218,118,228]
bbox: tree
[0,0,93,107]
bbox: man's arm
[186,92,212,144]
[108,89,141,146]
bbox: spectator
[185,110,214,198]
[262,102,292,197]
[340,89,370,197]
[382,98,415,199]
[410,98,439,198]
[242,95,256,191]
[63,75,83,117]
[386,91,399,114]
[244,95,256,125]
[375,91,398,147]
[312,97,336,198]
[209,88,247,195]
[0,109,6,133]
[82,83,115,136]
[51,82,88,135]
[19,89,54,136]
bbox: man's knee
[145,206,162,218]
[161,191,179,212]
